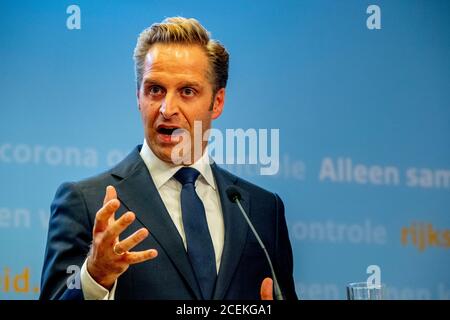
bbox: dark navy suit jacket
[39,145,297,300]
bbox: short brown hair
[133,17,229,93]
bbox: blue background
[0,0,449,299]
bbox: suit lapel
[211,164,250,300]
[111,147,202,299]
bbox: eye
[147,85,165,97]
[181,87,196,97]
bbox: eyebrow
[142,78,202,88]
[142,79,162,87]
[180,81,202,88]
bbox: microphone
[226,186,284,300]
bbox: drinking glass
[347,282,385,300]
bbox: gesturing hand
[260,277,274,300]
[87,185,158,289]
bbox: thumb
[103,185,117,205]
[104,185,118,224]
[260,277,273,300]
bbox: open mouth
[156,126,185,143]
[157,127,178,135]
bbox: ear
[136,89,141,110]
[211,88,225,120]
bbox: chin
[155,148,175,163]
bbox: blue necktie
[174,167,217,299]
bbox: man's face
[137,43,225,164]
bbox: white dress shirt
[80,140,225,300]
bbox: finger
[93,199,120,233]
[104,211,136,241]
[125,249,158,265]
[260,277,273,300]
[115,228,149,253]
[104,186,118,225]
[103,185,117,205]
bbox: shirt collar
[139,140,216,190]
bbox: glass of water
[347,282,386,300]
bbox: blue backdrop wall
[1,0,449,299]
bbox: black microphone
[226,186,284,300]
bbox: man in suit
[40,17,297,300]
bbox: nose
[159,93,179,119]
